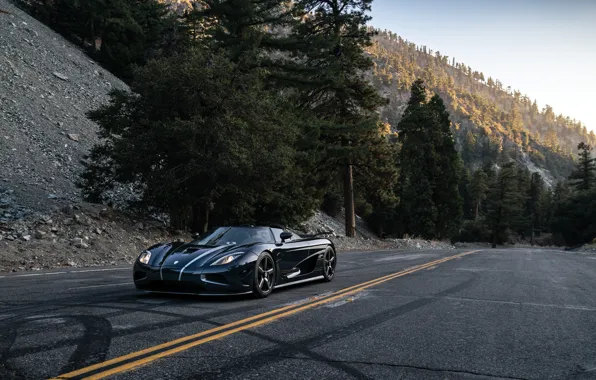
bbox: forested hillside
[369,29,596,183]
[7,0,595,247]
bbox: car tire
[252,252,276,298]
[322,247,336,282]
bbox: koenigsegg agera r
[133,226,336,297]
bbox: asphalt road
[1,248,596,380]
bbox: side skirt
[138,290,253,296]
[274,275,324,289]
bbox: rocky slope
[0,202,188,272]
[0,0,127,221]
[0,203,454,273]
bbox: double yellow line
[50,250,479,380]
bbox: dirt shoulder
[0,202,457,274]
[0,202,190,273]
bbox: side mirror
[280,231,292,242]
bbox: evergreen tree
[397,79,463,238]
[485,162,524,247]
[526,172,545,244]
[29,0,186,82]
[80,47,319,232]
[510,104,523,131]
[397,80,437,238]
[469,168,489,220]
[551,188,596,246]
[289,0,389,236]
[357,128,399,236]
[569,142,596,191]
[191,0,293,61]
[539,189,553,231]
[459,168,474,220]
[427,94,463,237]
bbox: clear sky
[369,0,596,132]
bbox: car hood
[158,242,255,268]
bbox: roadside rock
[0,202,190,273]
[52,72,69,81]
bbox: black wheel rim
[257,256,274,292]
[324,250,335,278]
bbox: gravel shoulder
[0,203,456,274]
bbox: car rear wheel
[252,252,276,298]
[322,247,336,282]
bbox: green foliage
[485,162,525,247]
[551,143,596,246]
[569,142,596,191]
[287,0,393,235]
[550,188,596,246]
[193,0,293,59]
[396,80,462,239]
[428,94,464,237]
[80,47,320,231]
[469,168,489,220]
[526,172,546,233]
[321,191,343,218]
[452,220,491,243]
[26,0,188,82]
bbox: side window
[271,228,284,243]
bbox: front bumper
[133,260,255,295]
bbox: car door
[271,228,311,277]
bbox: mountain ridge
[368,29,595,183]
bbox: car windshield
[193,227,274,246]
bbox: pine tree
[289,0,389,237]
[397,80,437,238]
[427,94,463,237]
[80,47,319,232]
[192,0,293,62]
[469,169,489,220]
[485,162,524,247]
[526,172,545,244]
[397,80,463,238]
[30,0,186,82]
[551,187,596,246]
[459,168,474,220]
[569,142,596,191]
[510,104,523,131]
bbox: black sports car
[133,226,336,297]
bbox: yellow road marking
[50,250,479,380]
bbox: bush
[321,192,342,218]
[355,199,373,219]
[451,220,491,243]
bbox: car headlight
[138,251,151,265]
[211,253,244,266]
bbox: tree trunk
[475,199,479,220]
[530,218,535,246]
[191,201,210,235]
[343,164,356,237]
[170,205,191,232]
